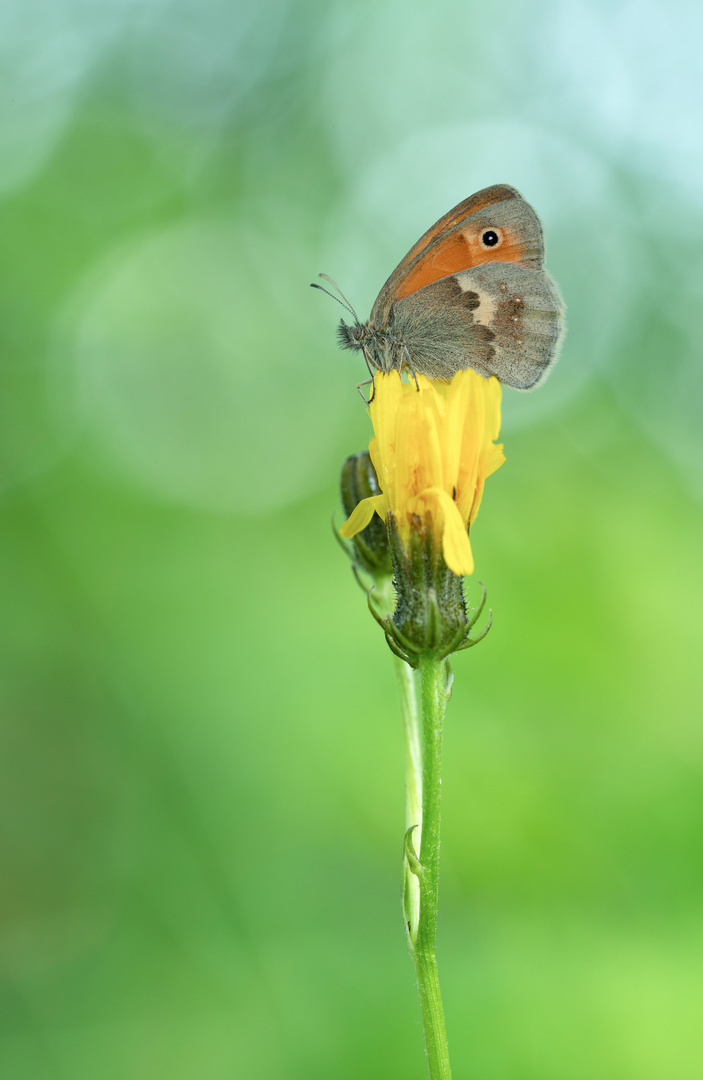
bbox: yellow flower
[340,369,505,577]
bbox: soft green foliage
[1,1,703,1077]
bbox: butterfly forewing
[370,185,544,325]
[377,185,519,285]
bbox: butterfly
[316,184,564,391]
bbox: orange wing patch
[389,184,519,285]
[394,233,470,300]
[395,224,534,300]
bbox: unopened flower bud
[339,452,392,578]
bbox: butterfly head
[337,318,371,352]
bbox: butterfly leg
[403,346,420,392]
[361,347,378,403]
[356,377,375,405]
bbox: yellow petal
[418,487,474,577]
[339,493,388,539]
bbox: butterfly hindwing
[391,262,563,390]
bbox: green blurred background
[2,1,703,1077]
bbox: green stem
[380,579,452,1076]
[376,577,424,948]
[393,653,422,945]
[413,654,452,1080]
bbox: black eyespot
[481,229,499,247]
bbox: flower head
[340,369,505,577]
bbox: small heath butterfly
[316,184,564,390]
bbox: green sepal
[377,512,493,664]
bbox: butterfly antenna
[310,281,357,319]
[316,273,360,323]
